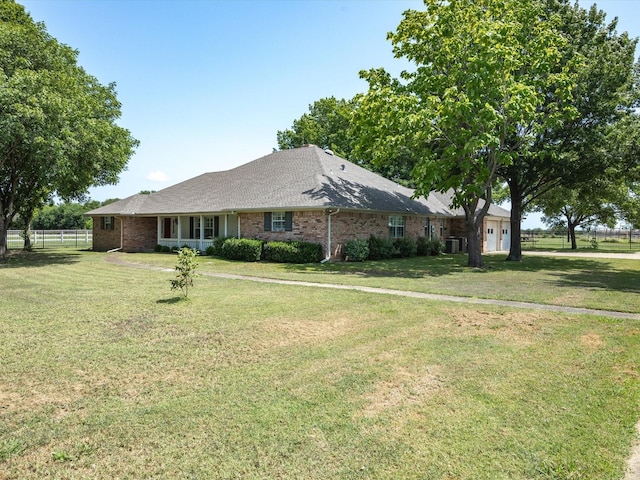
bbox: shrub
[161,245,171,253]
[368,235,397,260]
[427,238,445,256]
[154,244,163,252]
[214,236,231,256]
[221,238,263,262]
[416,237,429,256]
[263,240,323,263]
[394,237,417,258]
[343,238,369,262]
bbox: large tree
[355,0,576,267]
[501,1,639,261]
[537,185,618,249]
[277,97,355,159]
[0,1,138,259]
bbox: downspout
[321,209,340,263]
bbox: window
[264,212,293,232]
[272,212,286,232]
[101,216,115,230]
[389,215,404,238]
[425,218,433,239]
[204,216,214,238]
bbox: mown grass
[1,249,639,479]
[122,250,640,314]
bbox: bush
[221,238,263,262]
[394,237,417,258]
[343,238,370,262]
[154,244,163,252]
[416,237,429,256]
[367,235,397,260]
[206,237,231,257]
[161,245,171,253]
[263,240,323,263]
[417,237,445,256]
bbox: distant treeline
[11,199,119,231]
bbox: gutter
[321,209,340,264]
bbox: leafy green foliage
[277,97,356,159]
[0,1,138,259]
[367,235,397,260]
[417,236,447,256]
[221,238,263,262]
[393,237,417,258]
[169,247,199,298]
[343,239,369,262]
[262,240,323,264]
[205,237,233,257]
[501,1,639,261]
[355,0,578,267]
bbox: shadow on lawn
[1,250,82,268]
[282,253,640,293]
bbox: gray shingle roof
[87,145,508,218]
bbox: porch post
[157,217,162,245]
[200,215,204,250]
[224,215,228,237]
[177,216,182,246]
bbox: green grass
[123,250,640,314]
[1,249,639,479]
[522,234,640,252]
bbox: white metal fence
[6,230,93,249]
[521,228,640,251]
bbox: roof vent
[324,149,334,156]
[340,164,345,171]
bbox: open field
[1,249,639,479]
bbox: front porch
[157,213,239,251]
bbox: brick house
[87,145,510,258]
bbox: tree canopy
[0,0,138,259]
[500,0,639,260]
[276,97,355,159]
[355,0,577,267]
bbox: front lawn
[125,250,640,314]
[1,249,638,479]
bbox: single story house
[87,145,511,258]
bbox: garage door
[486,221,498,252]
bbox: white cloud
[146,170,169,182]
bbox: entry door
[163,218,172,238]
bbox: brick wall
[92,216,157,252]
[241,211,326,245]
[92,216,121,252]
[122,217,157,252]
[240,210,432,258]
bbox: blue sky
[20,0,640,229]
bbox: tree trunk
[465,214,484,268]
[569,222,577,249]
[0,215,8,261]
[506,183,523,261]
[22,224,32,251]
